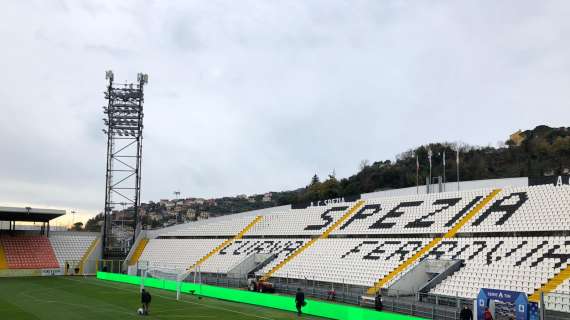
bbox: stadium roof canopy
[0,206,65,222]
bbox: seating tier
[267,238,432,287]
[547,278,570,312]
[159,216,257,237]
[138,238,227,270]
[460,185,570,233]
[201,238,307,273]
[428,236,569,298]
[138,185,570,312]
[1,236,59,269]
[49,234,97,268]
[247,202,354,236]
[331,190,489,235]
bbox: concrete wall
[84,237,103,275]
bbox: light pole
[102,70,148,255]
[428,148,433,193]
[442,150,446,192]
[415,154,419,195]
[173,190,181,223]
[455,146,460,191]
[71,210,76,229]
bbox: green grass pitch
[0,276,326,320]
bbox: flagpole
[456,147,460,191]
[443,150,446,192]
[428,148,433,193]
[416,154,419,194]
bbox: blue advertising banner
[477,288,529,320]
[528,302,539,320]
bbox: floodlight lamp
[105,70,114,81]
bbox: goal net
[139,261,202,300]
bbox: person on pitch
[141,288,152,315]
[295,288,306,316]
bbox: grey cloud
[83,44,133,58]
[0,1,569,224]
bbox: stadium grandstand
[4,0,570,319]
[2,178,570,319]
[0,206,100,276]
[92,176,568,320]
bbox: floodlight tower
[102,70,148,258]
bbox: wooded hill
[279,125,570,204]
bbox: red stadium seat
[0,236,59,269]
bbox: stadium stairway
[530,265,570,302]
[78,237,100,274]
[187,215,263,272]
[366,189,502,295]
[260,200,366,281]
[0,242,7,269]
[128,238,149,266]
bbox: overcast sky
[1,1,569,226]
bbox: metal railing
[101,266,570,320]
[185,271,473,320]
[97,259,127,274]
[545,292,570,320]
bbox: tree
[321,176,341,199]
[310,174,320,186]
[329,169,336,180]
[85,213,103,232]
[71,222,83,231]
[359,159,370,171]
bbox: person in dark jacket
[141,289,152,315]
[374,293,383,311]
[295,288,305,316]
[460,306,473,320]
[483,307,493,320]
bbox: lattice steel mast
[102,71,148,257]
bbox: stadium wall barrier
[0,268,61,277]
[96,272,424,320]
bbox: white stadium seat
[247,201,355,236]
[138,239,226,270]
[135,185,570,313]
[268,238,431,286]
[49,233,98,269]
[159,216,256,237]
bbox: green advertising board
[97,272,423,320]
